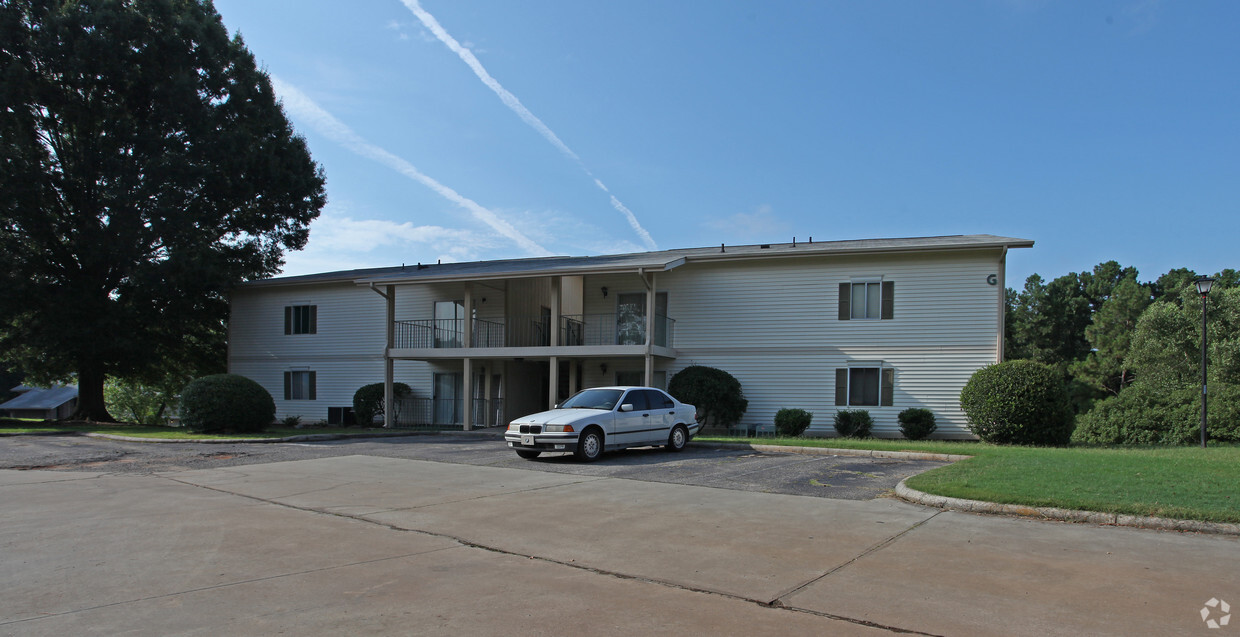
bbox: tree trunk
[72,364,116,422]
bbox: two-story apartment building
[227,234,1032,438]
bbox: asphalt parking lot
[3,433,1238,635]
[0,433,946,500]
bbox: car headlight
[544,425,575,433]
[507,422,517,431]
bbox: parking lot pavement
[0,434,945,500]
[4,439,1239,635]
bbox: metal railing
[393,314,675,349]
[392,397,504,429]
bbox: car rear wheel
[575,428,603,462]
[667,424,688,452]
[515,449,541,459]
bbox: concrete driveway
[2,447,1237,635]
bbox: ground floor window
[284,370,316,400]
[835,365,893,407]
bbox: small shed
[1,385,79,420]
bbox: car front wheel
[667,424,688,452]
[575,428,603,462]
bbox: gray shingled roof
[241,234,1033,288]
[1,385,78,411]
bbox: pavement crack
[158,473,939,635]
[770,510,944,605]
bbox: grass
[699,435,1240,524]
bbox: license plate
[521,435,535,446]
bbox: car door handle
[643,413,649,417]
[669,411,675,415]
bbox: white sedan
[504,386,700,461]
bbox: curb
[895,478,1240,537]
[81,429,506,444]
[696,441,971,463]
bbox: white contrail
[272,78,551,257]
[400,0,657,250]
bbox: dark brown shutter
[284,306,292,335]
[835,368,848,406]
[309,305,318,334]
[838,283,851,320]
[308,371,317,400]
[881,281,894,320]
[881,368,894,406]
[283,372,291,400]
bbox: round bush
[774,408,813,437]
[833,409,873,438]
[180,374,275,434]
[668,365,748,429]
[898,408,937,440]
[353,382,412,426]
[959,360,1073,445]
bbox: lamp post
[1195,276,1215,449]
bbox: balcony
[392,313,675,350]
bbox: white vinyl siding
[660,250,1003,438]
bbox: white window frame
[848,279,883,320]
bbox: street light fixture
[1195,276,1215,449]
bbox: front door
[433,372,462,425]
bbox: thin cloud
[272,77,551,257]
[704,205,791,239]
[280,208,499,276]
[399,0,657,250]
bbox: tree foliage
[0,0,326,421]
[668,365,748,428]
[1126,285,1240,393]
[1069,277,1151,396]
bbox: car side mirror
[619,403,634,412]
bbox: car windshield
[558,389,623,411]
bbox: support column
[483,362,494,427]
[644,272,656,386]
[384,285,395,428]
[463,283,474,348]
[463,357,473,431]
[548,356,559,409]
[550,277,561,347]
[568,359,578,396]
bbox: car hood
[512,408,609,426]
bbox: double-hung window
[284,370,316,400]
[838,280,893,320]
[285,305,317,334]
[835,364,894,407]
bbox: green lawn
[699,436,1240,524]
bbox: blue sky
[212,0,1238,288]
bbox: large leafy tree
[0,0,326,420]
[1069,276,1152,396]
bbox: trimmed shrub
[898,408,937,440]
[668,365,748,429]
[353,382,412,427]
[180,374,275,434]
[959,360,1073,445]
[1073,383,1240,445]
[833,409,873,438]
[774,408,813,437]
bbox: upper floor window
[285,305,317,334]
[838,281,893,320]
